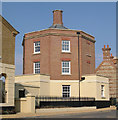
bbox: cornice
[24,32,96,43]
[0,15,19,35]
[81,35,96,43]
[25,33,77,40]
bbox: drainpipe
[77,32,81,101]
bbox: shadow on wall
[15,83,40,109]
[15,83,29,98]
[15,83,29,113]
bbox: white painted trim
[62,40,70,53]
[62,85,71,98]
[51,80,80,82]
[34,42,35,54]
[33,62,35,74]
[34,41,40,54]
[69,61,71,75]
[62,61,71,75]
[34,51,40,54]
[81,79,109,83]
[33,52,40,55]
[49,79,108,83]
[101,85,105,97]
[33,62,40,74]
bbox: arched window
[0,76,5,82]
[0,73,7,103]
[0,73,7,81]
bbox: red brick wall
[96,60,117,98]
[49,35,79,80]
[23,29,95,80]
[80,36,95,76]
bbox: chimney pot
[107,45,109,48]
[104,45,105,48]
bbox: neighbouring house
[96,45,118,104]
[0,15,19,113]
[15,10,110,110]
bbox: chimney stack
[53,10,63,25]
[110,53,114,59]
[113,57,118,64]
[102,45,111,60]
[49,10,68,29]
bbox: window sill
[61,74,72,76]
[33,73,40,75]
[33,52,41,55]
[61,52,71,54]
[86,54,91,57]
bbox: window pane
[62,85,70,98]
[62,61,70,74]
[34,62,40,74]
[34,41,40,53]
[62,40,70,52]
[101,85,104,97]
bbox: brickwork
[0,16,19,65]
[23,10,96,80]
[53,10,63,25]
[96,45,118,98]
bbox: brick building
[23,10,96,80]
[96,45,118,103]
[14,10,110,110]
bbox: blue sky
[2,2,116,75]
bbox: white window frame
[34,62,40,74]
[62,85,71,98]
[62,61,71,75]
[101,85,105,97]
[34,41,40,54]
[62,40,70,53]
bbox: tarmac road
[1,106,117,120]
[37,110,117,118]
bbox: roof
[22,28,95,46]
[49,24,68,29]
[96,60,117,72]
[0,15,19,35]
[24,28,95,39]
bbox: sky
[1,2,116,75]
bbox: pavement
[0,106,116,119]
[39,109,116,118]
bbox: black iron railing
[35,96,95,101]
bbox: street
[1,107,117,119]
[36,110,117,118]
